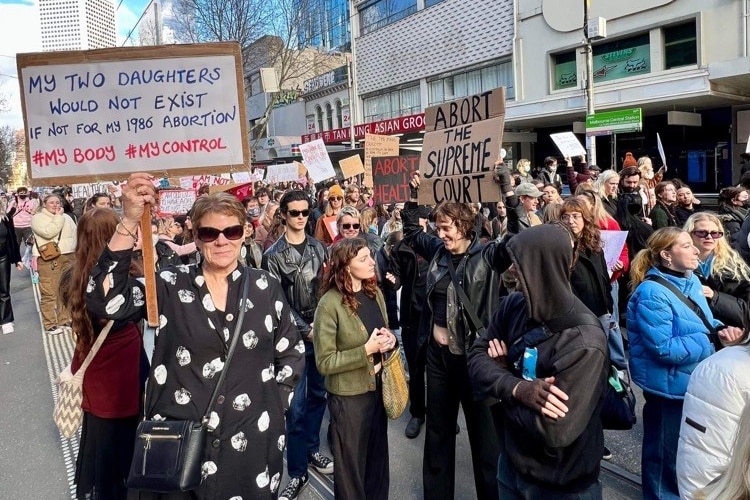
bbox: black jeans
[423,339,500,500]
[497,451,602,499]
[0,251,14,325]
[402,325,426,418]
[328,381,389,500]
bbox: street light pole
[347,56,356,150]
[347,0,358,150]
[584,0,597,165]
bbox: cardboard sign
[364,134,399,188]
[158,189,197,215]
[424,87,506,132]
[550,132,587,158]
[299,139,336,182]
[16,42,249,184]
[265,162,301,184]
[339,154,365,179]
[372,155,419,204]
[179,174,231,189]
[322,215,339,240]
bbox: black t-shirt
[291,240,307,257]
[356,290,385,364]
[432,253,464,328]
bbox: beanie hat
[622,152,637,168]
[328,185,344,199]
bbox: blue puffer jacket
[627,267,722,399]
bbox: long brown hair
[561,197,602,253]
[60,209,144,360]
[320,238,377,313]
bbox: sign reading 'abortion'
[16,42,249,184]
[419,87,506,205]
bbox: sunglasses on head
[692,230,724,240]
[287,209,310,218]
[341,223,360,230]
[330,196,343,201]
[196,225,245,242]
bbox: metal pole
[347,57,356,150]
[584,0,597,165]
[153,0,163,45]
[348,0,358,150]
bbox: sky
[0,0,157,130]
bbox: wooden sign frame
[16,42,250,185]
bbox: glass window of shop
[360,0,417,35]
[326,102,334,130]
[428,61,514,105]
[664,21,697,69]
[335,100,343,128]
[552,33,650,90]
[316,105,324,131]
[363,85,421,122]
[425,0,445,6]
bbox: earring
[665,259,672,268]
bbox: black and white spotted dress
[86,247,305,500]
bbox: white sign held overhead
[158,189,198,215]
[265,163,301,184]
[657,133,667,167]
[550,132,587,158]
[746,134,750,154]
[16,43,249,184]
[299,139,336,182]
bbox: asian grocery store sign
[301,113,425,144]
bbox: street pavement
[0,268,642,499]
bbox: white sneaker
[45,326,63,335]
[1,323,13,334]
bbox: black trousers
[402,325,426,418]
[423,339,500,500]
[0,252,14,325]
[328,382,389,500]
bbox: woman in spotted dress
[86,173,304,500]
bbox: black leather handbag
[127,275,251,492]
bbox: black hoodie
[467,224,609,492]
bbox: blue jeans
[641,393,683,500]
[497,451,602,499]
[286,344,328,477]
[607,280,627,370]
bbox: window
[360,0,417,35]
[335,100,343,128]
[325,102,334,130]
[425,0,445,6]
[428,61,514,105]
[552,51,577,90]
[664,22,697,69]
[363,84,420,122]
[592,34,650,82]
[316,105,324,132]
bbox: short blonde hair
[190,193,246,231]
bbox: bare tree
[0,126,18,185]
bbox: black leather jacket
[262,235,326,335]
[402,202,510,354]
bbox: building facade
[39,0,116,51]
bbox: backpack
[507,311,637,431]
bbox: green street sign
[586,108,642,136]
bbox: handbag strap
[446,257,485,335]
[33,227,63,251]
[645,275,720,346]
[77,320,115,376]
[201,272,252,424]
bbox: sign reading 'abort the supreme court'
[419,87,506,205]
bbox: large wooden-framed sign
[16,42,249,185]
[419,87,506,205]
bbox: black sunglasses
[341,223,360,230]
[287,209,310,218]
[196,225,245,242]
[691,230,724,240]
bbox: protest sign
[179,174,231,189]
[265,163,301,184]
[299,139,336,182]
[231,171,251,183]
[16,42,249,185]
[71,182,116,199]
[550,132,587,158]
[158,189,197,215]
[322,215,339,241]
[339,154,365,179]
[372,155,419,204]
[601,230,628,277]
[657,133,667,167]
[364,134,399,188]
[419,87,506,205]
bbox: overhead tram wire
[120,0,154,47]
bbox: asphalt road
[0,268,642,499]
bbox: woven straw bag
[53,321,113,438]
[381,346,408,420]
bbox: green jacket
[313,288,387,396]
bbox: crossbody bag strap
[77,320,115,376]
[201,272,252,424]
[645,276,720,345]
[446,257,484,334]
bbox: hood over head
[507,223,577,323]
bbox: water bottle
[31,272,39,284]
[522,347,538,381]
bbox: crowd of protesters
[6,148,750,500]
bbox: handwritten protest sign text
[372,155,418,204]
